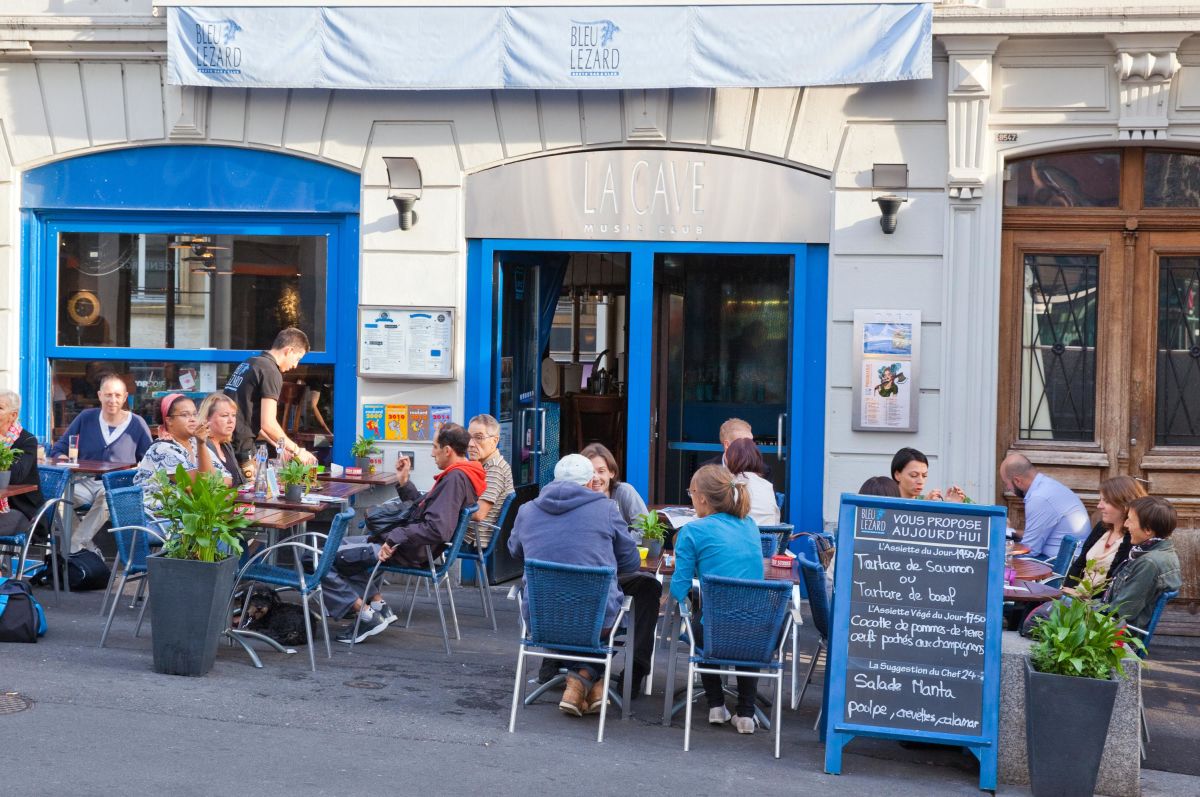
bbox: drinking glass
[68,434,80,464]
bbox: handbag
[364,497,415,539]
[34,549,111,591]
[0,576,47,643]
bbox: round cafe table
[1010,557,1053,582]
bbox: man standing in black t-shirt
[224,327,317,470]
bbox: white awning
[165,3,932,91]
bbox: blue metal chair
[99,485,168,647]
[507,559,633,743]
[0,468,69,601]
[791,555,831,728]
[757,523,793,556]
[682,574,797,758]
[350,504,477,654]
[458,492,516,631]
[1045,535,1079,588]
[101,469,138,493]
[1129,588,1179,659]
[774,492,785,510]
[230,510,354,672]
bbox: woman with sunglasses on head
[197,392,245,488]
[132,393,223,490]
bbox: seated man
[48,373,153,552]
[324,423,485,644]
[999,453,1089,559]
[465,413,514,549]
[508,454,641,718]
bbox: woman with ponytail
[670,464,765,734]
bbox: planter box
[147,555,239,677]
[999,632,1142,797]
[1024,658,1118,797]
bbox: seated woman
[197,392,245,488]
[0,390,44,535]
[724,437,780,526]
[133,393,221,491]
[1064,475,1145,589]
[890,447,967,502]
[670,464,764,734]
[581,442,647,525]
[1105,496,1182,630]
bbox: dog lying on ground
[240,584,318,646]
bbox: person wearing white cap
[508,453,641,718]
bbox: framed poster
[358,306,455,380]
[851,309,920,433]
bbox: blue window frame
[465,238,828,532]
[20,146,360,462]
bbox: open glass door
[495,257,545,485]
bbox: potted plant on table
[148,465,252,676]
[1023,567,1144,797]
[0,441,17,490]
[632,512,667,559]
[350,436,379,474]
[277,458,316,503]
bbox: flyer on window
[851,309,920,433]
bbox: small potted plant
[1023,566,1143,797]
[277,458,314,503]
[350,436,379,474]
[147,465,252,676]
[632,512,667,559]
[0,441,18,490]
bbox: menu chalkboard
[824,494,1006,791]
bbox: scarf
[1128,537,1163,562]
[434,459,488,497]
[1,419,23,513]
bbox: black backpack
[33,549,111,591]
[0,577,47,643]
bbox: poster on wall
[851,309,921,433]
[359,306,455,380]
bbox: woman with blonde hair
[197,392,244,488]
[1064,475,1146,588]
[670,464,764,734]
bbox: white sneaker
[708,706,731,724]
[733,716,756,734]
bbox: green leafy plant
[631,511,667,542]
[0,442,18,471]
[350,436,378,459]
[1028,564,1144,680]
[153,465,251,563]
[277,458,317,489]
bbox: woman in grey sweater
[581,442,648,525]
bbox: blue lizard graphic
[571,19,620,47]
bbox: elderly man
[699,417,768,477]
[48,373,153,552]
[508,454,640,717]
[325,423,485,644]
[465,413,514,549]
[999,453,1090,559]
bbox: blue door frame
[19,146,360,463]
[465,239,828,532]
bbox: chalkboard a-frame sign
[823,494,1006,791]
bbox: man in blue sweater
[49,374,153,552]
[508,454,641,718]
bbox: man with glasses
[48,373,153,552]
[464,413,514,550]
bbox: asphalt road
[3,583,1197,796]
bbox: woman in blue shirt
[671,464,764,734]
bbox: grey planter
[147,555,239,677]
[646,539,664,559]
[0,470,10,490]
[1024,658,1118,797]
[284,483,304,503]
[354,456,373,474]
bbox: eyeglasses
[168,411,198,419]
[469,434,498,443]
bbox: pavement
[3,580,1198,797]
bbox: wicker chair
[457,492,517,631]
[99,485,168,647]
[0,466,70,600]
[791,555,831,729]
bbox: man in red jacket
[325,423,484,644]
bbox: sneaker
[585,679,607,715]
[336,612,389,644]
[558,675,587,717]
[375,604,398,626]
[708,706,731,724]
[733,716,756,734]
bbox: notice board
[823,494,1006,791]
[358,306,454,380]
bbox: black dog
[240,584,317,646]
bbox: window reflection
[1156,258,1200,446]
[1144,152,1200,208]
[57,232,327,350]
[1004,151,1120,208]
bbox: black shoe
[376,604,397,626]
[336,612,389,644]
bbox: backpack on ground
[33,549,111,591]
[0,576,47,643]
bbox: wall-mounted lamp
[384,157,423,231]
[872,163,909,235]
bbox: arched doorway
[999,148,1200,627]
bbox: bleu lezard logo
[194,19,244,75]
[569,19,621,78]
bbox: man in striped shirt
[467,413,515,548]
